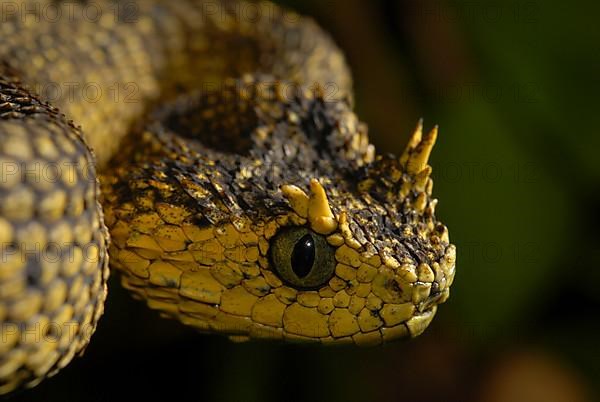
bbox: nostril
[372,269,412,304]
[390,279,402,294]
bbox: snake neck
[0,0,351,167]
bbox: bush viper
[0,0,456,394]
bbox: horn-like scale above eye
[270,227,336,289]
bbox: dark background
[11,0,599,401]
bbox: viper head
[103,77,456,345]
[263,119,455,344]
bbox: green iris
[270,227,336,289]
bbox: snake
[0,0,456,394]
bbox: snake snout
[416,256,455,312]
[371,256,454,312]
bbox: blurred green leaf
[434,98,572,339]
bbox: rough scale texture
[0,66,108,394]
[0,0,456,394]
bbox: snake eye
[270,227,335,289]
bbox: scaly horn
[407,125,438,175]
[281,184,309,218]
[308,179,337,235]
[400,119,423,166]
[281,180,338,235]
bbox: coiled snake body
[0,0,456,393]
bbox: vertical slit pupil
[291,234,315,278]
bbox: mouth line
[418,286,443,313]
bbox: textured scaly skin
[0,0,456,394]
